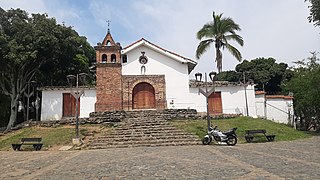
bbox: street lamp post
[195,72,217,131]
[242,72,249,116]
[24,80,36,121]
[31,81,39,121]
[67,73,87,143]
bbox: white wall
[41,90,63,121]
[187,84,257,117]
[255,94,265,118]
[255,94,294,124]
[79,90,96,118]
[122,45,191,109]
[221,85,257,117]
[265,98,293,124]
[41,89,96,121]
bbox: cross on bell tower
[106,20,111,33]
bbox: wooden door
[63,93,80,117]
[208,92,222,115]
[132,82,155,109]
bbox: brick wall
[95,63,123,112]
[122,75,167,110]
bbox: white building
[40,30,292,124]
[255,91,294,124]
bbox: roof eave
[122,38,197,67]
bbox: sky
[1,0,319,75]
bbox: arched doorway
[132,82,155,109]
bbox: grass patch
[0,124,110,151]
[171,116,312,143]
[0,126,75,150]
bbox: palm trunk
[216,48,222,72]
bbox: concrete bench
[245,130,275,143]
[12,138,43,151]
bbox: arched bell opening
[101,54,107,63]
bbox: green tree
[36,24,95,86]
[196,11,244,72]
[286,52,320,131]
[235,57,292,94]
[0,9,94,131]
[306,0,320,27]
[215,70,240,82]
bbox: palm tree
[196,11,244,72]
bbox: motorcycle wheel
[226,136,237,146]
[202,136,212,145]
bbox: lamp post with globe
[66,73,88,144]
[195,72,217,131]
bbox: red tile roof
[266,95,294,100]
[255,91,266,95]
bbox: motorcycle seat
[223,128,237,135]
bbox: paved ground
[0,136,319,180]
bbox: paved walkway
[0,136,319,179]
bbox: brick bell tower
[94,28,123,112]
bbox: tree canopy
[286,52,320,132]
[0,8,95,131]
[306,0,320,27]
[235,57,292,94]
[215,57,292,94]
[196,11,244,72]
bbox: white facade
[40,38,291,123]
[255,93,265,118]
[255,93,294,124]
[122,39,194,109]
[41,88,96,121]
[187,84,257,117]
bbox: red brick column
[95,63,123,112]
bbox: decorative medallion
[139,51,148,64]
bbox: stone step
[89,139,199,145]
[119,123,171,127]
[88,139,200,148]
[120,119,167,124]
[89,134,198,141]
[113,126,179,131]
[105,130,193,136]
[89,131,197,139]
[88,141,200,149]
[86,134,200,148]
[106,131,189,136]
[85,110,201,149]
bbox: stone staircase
[86,110,201,149]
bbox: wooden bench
[12,138,43,151]
[245,130,275,143]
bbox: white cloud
[1,0,319,74]
[0,0,47,14]
[125,0,320,73]
[56,8,81,21]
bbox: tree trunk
[6,96,18,131]
[216,48,223,72]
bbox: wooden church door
[208,92,222,115]
[63,93,80,117]
[132,82,155,109]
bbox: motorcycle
[202,126,238,146]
